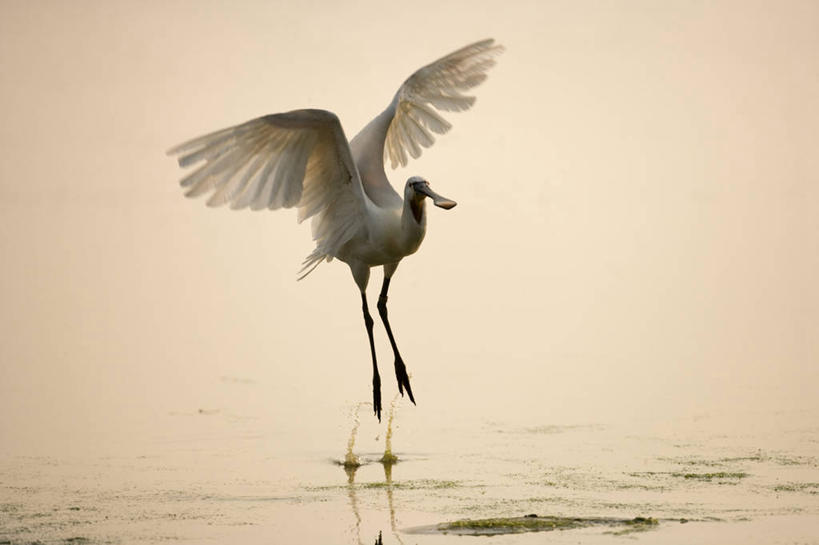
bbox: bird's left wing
[167,109,367,275]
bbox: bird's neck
[401,196,427,246]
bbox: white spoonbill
[168,39,503,420]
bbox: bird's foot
[394,357,416,405]
[373,373,382,421]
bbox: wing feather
[168,109,367,277]
[228,147,275,209]
[386,38,503,168]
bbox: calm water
[2,388,817,544]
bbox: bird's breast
[339,207,425,266]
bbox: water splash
[344,402,366,469]
[380,394,400,465]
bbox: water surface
[2,391,817,544]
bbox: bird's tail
[297,249,329,281]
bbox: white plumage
[168,39,503,420]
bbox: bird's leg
[377,277,415,405]
[362,292,382,421]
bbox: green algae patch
[410,515,660,536]
[605,517,660,536]
[628,470,749,483]
[361,479,461,490]
[441,516,585,534]
[672,472,748,481]
[772,482,819,494]
[660,452,818,468]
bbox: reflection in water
[381,457,405,545]
[343,460,403,545]
[343,403,366,544]
[344,462,363,545]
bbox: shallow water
[2,1,819,542]
[2,395,817,544]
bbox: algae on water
[426,515,660,536]
[772,482,819,494]
[672,472,748,481]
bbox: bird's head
[405,176,457,223]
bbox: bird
[167,39,503,421]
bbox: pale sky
[1,0,817,453]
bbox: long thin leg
[362,292,382,421]
[351,262,381,421]
[377,275,415,405]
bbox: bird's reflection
[381,457,405,545]
[344,462,364,545]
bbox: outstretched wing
[354,38,503,178]
[167,109,367,276]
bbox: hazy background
[1,0,817,456]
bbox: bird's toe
[394,358,416,405]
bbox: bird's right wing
[167,109,367,276]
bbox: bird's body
[337,204,424,267]
[168,39,503,419]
